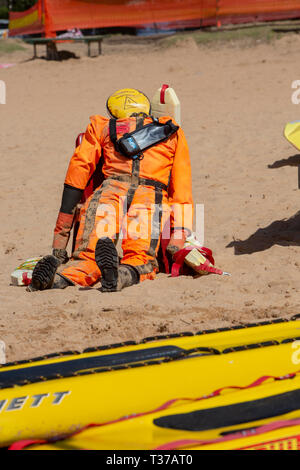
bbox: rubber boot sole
[29,255,60,291]
[95,237,119,292]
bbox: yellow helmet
[106,88,151,119]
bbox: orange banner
[8,0,300,37]
[9,2,44,36]
[217,0,300,24]
[218,0,300,16]
[44,0,211,32]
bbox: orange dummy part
[65,116,193,224]
[52,212,74,250]
[58,115,193,287]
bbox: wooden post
[98,39,102,56]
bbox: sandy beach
[1,32,300,362]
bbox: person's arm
[52,116,105,263]
[167,127,193,255]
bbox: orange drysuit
[55,115,193,287]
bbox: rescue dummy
[28,88,193,292]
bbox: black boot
[95,237,139,292]
[27,256,73,291]
[95,237,119,291]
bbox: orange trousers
[61,178,169,286]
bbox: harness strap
[109,118,119,151]
[109,116,145,154]
[108,175,168,193]
[123,115,144,214]
[109,116,178,160]
[148,187,163,259]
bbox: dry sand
[1,33,300,362]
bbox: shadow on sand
[227,210,300,255]
[268,153,300,169]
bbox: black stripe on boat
[153,388,300,431]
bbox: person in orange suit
[29,88,193,292]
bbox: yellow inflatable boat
[18,376,300,450]
[3,315,300,450]
[284,121,300,151]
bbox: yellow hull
[2,316,300,449]
[27,376,300,450]
[284,121,300,151]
